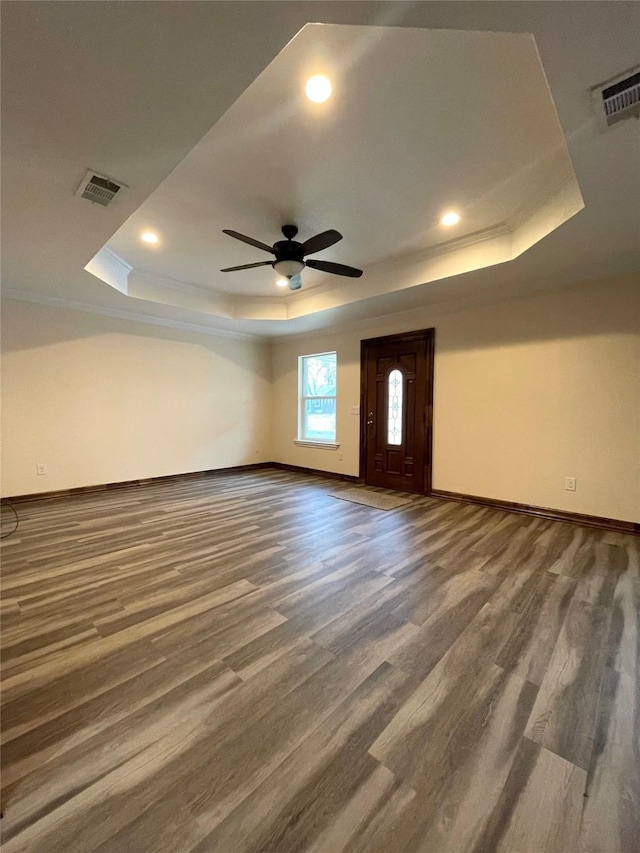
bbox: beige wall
[3,275,639,522]
[1,300,271,496]
[271,275,640,523]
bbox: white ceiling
[2,2,639,339]
[100,24,581,308]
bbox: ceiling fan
[220,225,363,291]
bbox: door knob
[367,412,374,425]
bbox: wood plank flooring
[1,469,638,852]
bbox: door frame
[359,328,435,495]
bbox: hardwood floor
[1,469,638,852]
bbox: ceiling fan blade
[222,230,274,254]
[220,261,272,272]
[305,259,363,278]
[288,274,302,291]
[301,229,343,256]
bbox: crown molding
[92,222,517,315]
[131,268,213,296]
[366,222,514,276]
[508,173,582,232]
[101,246,133,274]
[91,250,288,312]
[269,266,631,346]
[1,288,262,342]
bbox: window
[387,368,403,445]
[298,351,337,443]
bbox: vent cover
[592,67,640,128]
[75,170,126,206]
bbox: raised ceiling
[92,23,582,324]
[2,2,639,339]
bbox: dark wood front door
[361,329,434,494]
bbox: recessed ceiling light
[440,212,460,227]
[276,278,289,287]
[305,75,332,103]
[140,231,159,244]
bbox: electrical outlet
[36,463,48,476]
[564,477,576,491]
[339,452,344,461]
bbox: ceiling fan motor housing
[273,240,304,261]
[273,226,305,277]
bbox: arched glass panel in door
[387,369,403,445]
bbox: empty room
[1,2,639,851]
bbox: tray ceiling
[89,24,582,324]
[3,2,638,338]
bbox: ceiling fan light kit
[273,259,305,277]
[221,224,362,291]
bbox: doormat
[330,487,412,511]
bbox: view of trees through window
[300,352,337,442]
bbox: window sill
[294,440,340,450]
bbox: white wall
[1,299,271,496]
[271,275,640,523]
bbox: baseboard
[1,463,273,504]
[5,468,635,535]
[270,461,361,484]
[431,489,639,535]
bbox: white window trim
[298,351,337,444]
[294,440,340,450]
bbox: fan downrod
[281,224,298,241]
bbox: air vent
[592,66,640,129]
[75,170,126,207]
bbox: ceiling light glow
[141,231,159,244]
[305,75,332,103]
[440,212,460,227]
[276,278,289,287]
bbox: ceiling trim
[88,220,516,321]
[370,222,514,272]
[3,3,638,339]
[84,247,132,296]
[127,269,234,318]
[1,288,261,342]
[509,173,581,231]
[268,267,632,346]
[89,157,583,327]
